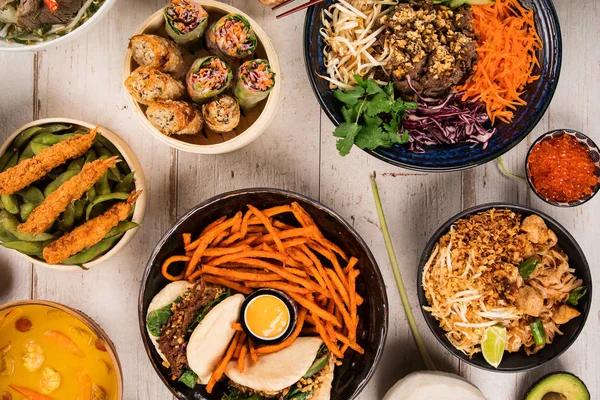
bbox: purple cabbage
[401,77,497,153]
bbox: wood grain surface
[0,0,598,399]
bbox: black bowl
[304,0,562,172]
[139,188,388,399]
[526,129,600,207]
[417,203,592,372]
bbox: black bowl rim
[416,202,593,372]
[138,187,389,399]
[240,288,299,345]
[303,0,563,172]
[525,129,600,207]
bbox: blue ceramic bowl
[304,0,562,172]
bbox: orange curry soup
[0,304,119,399]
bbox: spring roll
[146,100,204,136]
[164,0,209,46]
[202,94,241,133]
[234,59,276,112]
[125,66,186,105]
[129,34,185,75]
[186,56,233,103]
[205,14,257,61]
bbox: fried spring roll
[0,130,97,195]
[43,191,141,264]
[129,34,185,75]
[18,157,119,236]
[125,66,186,105]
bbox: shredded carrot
[459,0,543,124]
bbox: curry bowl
[0,299,124,399]
[304,0,562,171]
[139,188,388,399]
[0,118,147,271]
[123,2,282,154]
[417,203,592,372]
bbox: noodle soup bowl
[417,203,592,372]
[0,0,117,52]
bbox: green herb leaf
[334,123,361,156]
[355,125,388,150]
[146,304,173,337]
[178,369,198,389]
[363,115,383,128]
[384,82,395,97]
[334,87,365,107]
[364,93,393,117]
[341,105,359,124]
[303,353,329,378]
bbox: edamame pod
[73,199,86,221]
[32,132,76,145]
[0,226,17,242]
[114,172,135,193]
[61,233,124,265]
[96,150,122,182]
[12,127,43,150]
[31,142,51,155]
[0,149,17,171]
[106,221,139,238]
[58,204,75,232]
[1,195,20,215]
[16,187,45,206]
[20,202,35,221]
[43,170,79,197]
[2,240,52,255]
[18,143,35,163]
[3,152,18,171]
[85,192,131,220]
[68,157,85,171]
[0,210,54,242]
[84,149,98,164]
[38,124,72,133]
[86,185,97,202]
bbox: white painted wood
[0,0,598,399]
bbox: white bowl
[0,118,147,271]
[122,1,282,154]
[0,0,117,52]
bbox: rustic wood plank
[31,1,176,399]
[0,53,35,304]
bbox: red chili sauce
[528,134,598,203]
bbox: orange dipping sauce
[245,295,290,339]
[528,134,599,203]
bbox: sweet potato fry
[202,275,253,295]
[182,233,192,247]
[256,308,306,355]
[210,230,229,247]
[326,269,350,307]
[206,331,241,393]
[202,245,251,257]
[208,250,289,266]
[308,241,349,290]
[312,316,343,358]
[245,281,310,294]
[231,323,243,331]
[256,227,316,244]
[248,338,259,363]
[234,333,247,358]
[332,331,364,354]
[161,255,190,281]
[200,216,227,237]
[344,256,358,273]
[203,266,282,282]
[240,210,253,239]
[185,218,237,277]
[272,220,297,230]
[188,270,202,283]
[247,205,285,253]
[238,342,248,372]
[220,231,241,247]
[287,292,340,328]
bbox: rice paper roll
[164,0,209,46]
[186,56,233,103]
[202,94,241,133]
[234,59,275,112]
[205,14,257,61]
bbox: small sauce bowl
[240,289,297,345]
[526,129,600,207]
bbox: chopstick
[276,0,327,19]
[272,0,297,11]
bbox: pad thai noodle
[422,209,586,359]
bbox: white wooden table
[0,1,598,399]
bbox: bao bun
[225,336,323,393]
[187,294,245,384]
[383,371,486,400]
[146,280,193,362]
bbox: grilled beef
[16,0,84,29]
[158,280,223,379]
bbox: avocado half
[525,372,590,400]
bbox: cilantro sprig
[333,75,417,156]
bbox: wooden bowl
[0,118,147,272]
[122,2,282,154]
[0,299,124,399]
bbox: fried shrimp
[43,191,141,264]
[18,157,119,236]
[0,129,97,195]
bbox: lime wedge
[481,325,507,368]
